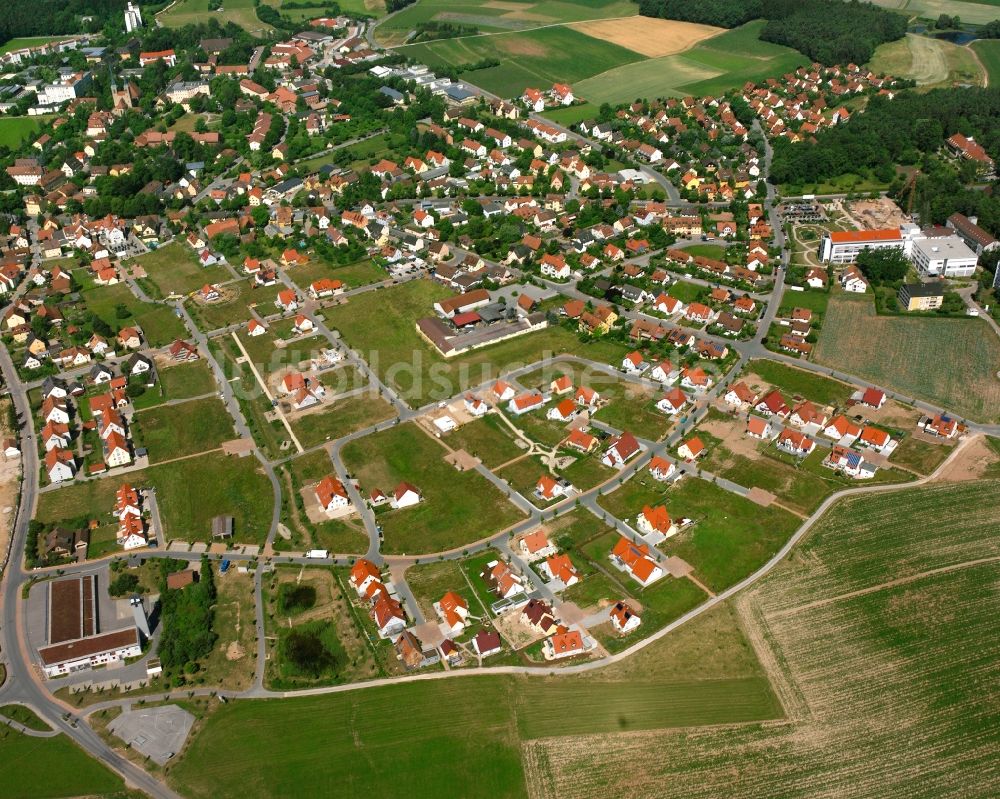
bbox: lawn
[745,359,853,407]
[782,287,830,316]
[0,116,52,149]
[134,242,230,298]
[681,243,728,259]
[529,477,1000,798]
[0,731,125,799]
[402,26,643,98]
[444,414,525,468]
[341,423,526,554]
[0,705,49,731]
[79,282,187,347]
[36,451,275,545]
[325,279,629,403]
[170,598,782,798]
[599,474,799,592]
[288,393,397,449]
[133,397,235,462]
[574,21,805,103]
[375,0,638,46]
[814,292,1000,423]
[405,559,480,620]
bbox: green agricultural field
[532,477,1000,798]
[599,475,799,592]
[134,397,235,462]
[972,38,1000,86]
[158,0,280,32]
[814,293,1000,423]
[324,279,629,403]
[0,116,52,149]
[134,242,230,299]
[341,422,526,553]
[0,731,125,799]
[574,21,805,103]
[170,598,781,799]
[36,451,274,544]
[403,26,643,98]
[375,0,639,46]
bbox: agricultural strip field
[401,26,643,99]
[525,477,1000,799]
[971,39,1000,86]
[340,422,526,553]
[375,0,639,47]
[324,279,630,403]
[868,34,985,88]
[170,600,782,799]
[0,731,126,799]
[573,21,806,104]
[814,293,1000,423]
[567,18,723,58]
[869,0,1000,25]
[35,451,274,545]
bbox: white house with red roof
[391,482,421,509]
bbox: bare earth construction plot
[814,293,1000,423]
[523,477,1000,799]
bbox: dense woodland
[0,0,156,41]
[638,0,906,64]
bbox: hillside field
[573,21,806,103]
[375,0,638,47]
[814,292,1000,423]
[401,25,643,98]
[157,0,280,33]
[868,0,1000,25]
[972,38,1000,85]
[868,34,984,88]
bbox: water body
[911,25,979,45]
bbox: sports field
[524,476,1000,799]
[375,0,639,47]
[814,293,1000,423]
[170,599,782,798]
[573,21,806,104]
[402,25,643,98]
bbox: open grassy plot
[405,558,484,620]
[341,423,526,554]
[134,242,230,299]
[541,102,599,126]
[284,449,369,554]
[158,0,279,32]
[0,115,53,149]
[972,38,1000,86]
[558,452,616,491]
[289,392,397,449]
[403,26,643,99]
[529,477,1000,798]
[375,0,639,46]
[171,596,782,798]
[132,359,218,410]
[0,731,126,799]
[133,397,235,462]
[599,474,799,592]
[36,451,274,544]
[199,571,257,690]
[0,36,67,55]
[867,33,984,88]
[445,414,525,468]
[290,257,385,291]
[574,21,805,103]
[0,704,49,731]
[325,279,629,404]
[746,359,853,407]
[79,282,187,347]
[814,293,1000,423]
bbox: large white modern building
[125,1,143,33]
[908,235,978,278]
[819,228,904,263]
[36,70,92,108]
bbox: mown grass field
[340,422,526,553]
[375,0,638,46]
[574,21,806,103]
[0,731,125,799]
[528,477,1000,798]
[971,38,1000,86]
[134,397,235,462]
[814,293,1000,423]
[170,598,781,799]
[324,279,629,403]
[402,26,642,98]
[0,116,52,149]
[36,451,274,544]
